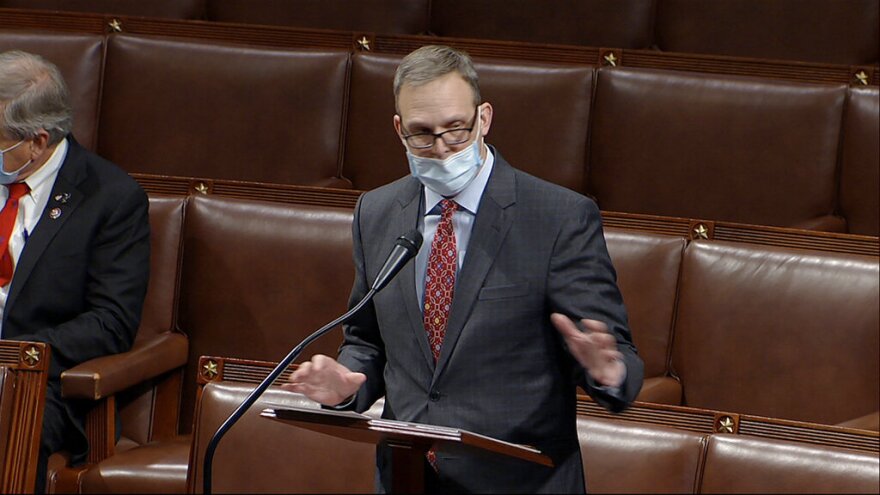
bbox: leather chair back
[589,67,846,230]
[188,382,374,493]
[430,0,655,48]
[671,240,880,425]
[700,434,880,493]
[577,416,705,493]
[117,194,186,446]
[0,31,104,150]
[177,195,355,431]
[0,0,206,19]
[654,0,880,65]
[98,35,351,188]
[344,52,594,193]
[839,87,880,236]
[206,0,429,33]
[604,228,684,381]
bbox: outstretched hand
[281,354,366,406]
[551,313,626,388]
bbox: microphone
[202,229,423,494]
[372,229,423,291]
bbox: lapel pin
[49,207,62,220]
[53,193,70,204]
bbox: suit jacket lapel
[392,179,436,369]
[433,154,517,380]
[6,140,87,315]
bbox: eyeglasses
[401,107,478,150]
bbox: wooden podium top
[262,406,553,467]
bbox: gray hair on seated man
[0,50,72,145]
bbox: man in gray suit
[285,45,643,493]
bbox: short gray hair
[0,50,72,145]
[393,45,481,112]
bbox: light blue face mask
[0,140,31,185]
[406,109,483,197]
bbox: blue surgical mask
[0,140,31,185]
[406,110,483,197]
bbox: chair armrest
[61,332,188,400]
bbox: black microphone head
[397,229,423,255]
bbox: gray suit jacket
[339,150,643,493]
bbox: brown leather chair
[589,67,847,231]
[0,340,50,494]
[430,0,655,48]
[0,0,206,19]
[0,30,104,150]
[839,87,880,236]
[48,195,189,492]
[671,240,880,426]
[187,373,375,493]
[97,35,352,188]
[654,0,880,65]
[699,434,880,493]
[604,228,685,405]
[206,0,429,34]
[80,195,356,493]
[343,52,594,193]
[577,415,706,493]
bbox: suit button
[429,390,440,402]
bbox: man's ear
[29,129,51,158]
[393,114,407,147]
[479,102,494,137]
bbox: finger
[289,361,313,382]
[580,318,609,334]
[551,313,583,339]
[587,332,617,350]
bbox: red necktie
[424,199,458,362]
[423,200,458,472]
[0,182,30,286]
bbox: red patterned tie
[0,182,29,286]
[424,199,458,362]
[424,200,458,472]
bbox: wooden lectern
[262,406,553,493]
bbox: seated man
[0,50,150,493]
[285,45,643,493]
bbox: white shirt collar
[423,144,495,216]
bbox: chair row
[3,6,877,88]
[51,188,877,493]
[98,357,880,494]
[1,28,878,235]
[1,0,877,65]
